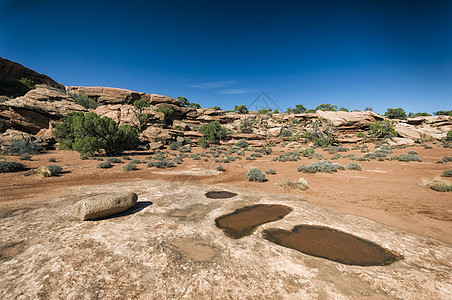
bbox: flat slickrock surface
[1,180,451,299]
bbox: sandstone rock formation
[66,86,179,106]
[316,110,385,128]
[73,192,138,220]
[0,57,64,97]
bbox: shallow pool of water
[263,225,402,266]
[215,204,293,239]
[205,191,238,199]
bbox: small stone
[73,192,138,221]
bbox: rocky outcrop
[94,104,140,127]
[0,129,52,150]
[73,192,138,221]
[2,87,86,117]
[142,126,173,143]
[316,111,385,128]
[1,87,86,134]
[66,86,179,106]
[0,57,64,97]
[395,123,447,140]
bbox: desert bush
[54,112,139,156]
[173,156,183,164]
[280,178,308,190]
[331,154,341,160]
[384,108,407,119]
[368,120,398,138]
[48,157,56,162]
[19,153,32,160]
[0,161,25,173]
[129,159,143,164]
[239,117,255,134]
[303,122,337,147]
[429,178,452,192]
[345,163,362,171]
[391,153,423,162]
[107,157,122,163]
[407,150,418,155]
[266,169,276,175]
[122,155,130,160]
[133,99,150,110]
[4,137,39,155]
[147,160,175,169]
[436,156,452,163]
[169,141,182,150]
[441,170,452,177]
[98,161,112,168]
[76,94,99,109]
[280,128,293,137]
[286,104,307,114]
[37,165,62,177]
[297,161,344,173]
[216,164,226,172]
[433,110,452,116]
[198,137,209,149]
[122,162,137,171]
[179,145,191,153]
[19,77,35,89]
[235,139,249,148]
[245,168,266,182]
[250,152,262,158]
[199,121,227,143]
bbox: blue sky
[0,0,451,114]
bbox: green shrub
[173,156,183,164]
[133,99,150,110]
[384,108,407,119]
[216,164,226,172]
[122,155,130,160]
[266,169,276,174]
[234,104,249,114]
[4,137,39,155]
[19,77,35,89]
[179,145,192,153]
[169,141,182,150]
[239,117,254,133]
[433,110,452,116]
[345,163,362,171]
[391,154,423,162]
[303,122,337,147]
[75,94,99,109]
[235,139,249,148]
[37,165,62,177]
[199,121,227,142]
[54,112,139,156]
[286,104,307,114]
[147,160,175,168]
[368,120,398,138]
[123,162,137,171]
[246,156,256,160]
[0,161,25,173]
[245,168,266,182]
[444,131,452,142]
[297,161,344,173]
[280,128,293,137]
[107,157,122,163]
[48,157,56,162]
[154,108,175,125]
[19,153,31,160]
[98,161,112,168]
[442,170,452,177]
[430,179,452,192]
[315,103,337,111]
[198,137,209,149]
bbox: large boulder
[0,57,64,97]
[395,123,446,140]
[316,111,384,128]
[142,126,173,143]
[73,192,138,221]
[0,129,51,150]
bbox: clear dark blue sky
[1,0,451,114]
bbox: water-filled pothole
[215,204,293,239]
[262,225,403,266]
[205,191,238,199]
